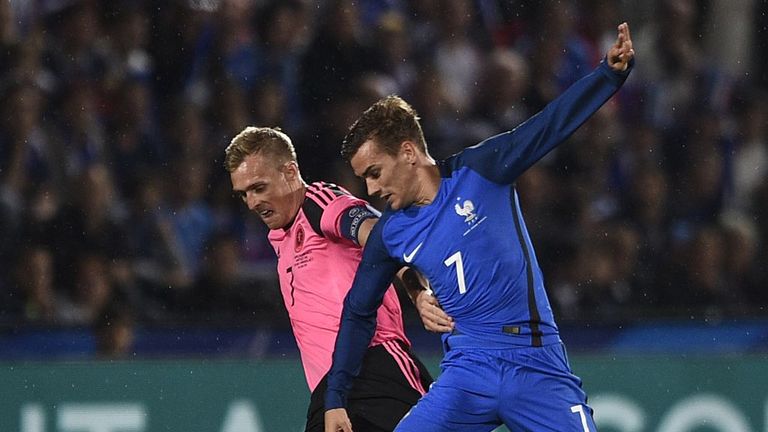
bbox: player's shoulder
[437,151,479,179]
[375,205,413,240]
[302,181,367,237]
[305,181,356,206]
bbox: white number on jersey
[443,251,467,294]
[570,405,590,432]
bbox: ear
[281,160,300,180]
[399,140,419,165]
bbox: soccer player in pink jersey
[224,127,452,431]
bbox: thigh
[349,416,391,432]
[395,350,501,432]
[351,342,431,429]
[305,410,391,432]
[501,343,597,432]
[306,342,429,432]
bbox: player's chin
[388,199,403,210]
[262,214,283,229]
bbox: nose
[245,191,260,211]
[365,178,380,197]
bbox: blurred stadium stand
[1,0,767,361]
[2,2,768,431]
[2,319,768,360]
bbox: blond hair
[224,127,297,172]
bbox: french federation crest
[455,198,477,223]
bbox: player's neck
[412,165,441,206]
[295,181,308,209]
[280,182,308,231]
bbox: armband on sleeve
[339,204,380,245]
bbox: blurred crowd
[1,0,766,336]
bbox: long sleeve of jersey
[325,216,400,409]
[445,58,633,184]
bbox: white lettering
[21,404,45,432]
[220,400,263,432]
[591,393,645,432]
[16,393,763,432]
[657,394,751,432]
[58,403,146,432]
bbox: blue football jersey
[380,166,557,346]
[326,59,632,409]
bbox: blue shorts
[395,342,596,431]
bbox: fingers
[614,26,625,48]
[420,307,454,333]
[421,292,439,307]
[622,21,631,43]
[428,305,453,326]
[424,321,454,333]
[607,21,634,71]
[325,409,353,432]
[615,22,631,48]
[618,22,633,54]
[415,290,454,332]
[619,37,634,63]
[422,310,454,332]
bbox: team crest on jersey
[295,224,305,252]
[455,198,477,224]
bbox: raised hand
[607,22,635,72]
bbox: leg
[500,343,598,431]
[305,405,324,432]
[349,416,390,432]
[395,349,501,432]
[309,342,436,431]
[306,407,394,432]
[347,342,432,430]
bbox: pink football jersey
[267,182,410,391]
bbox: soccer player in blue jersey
[324,22,635,432]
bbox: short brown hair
[224,127,297,172]
[341,95,427,162]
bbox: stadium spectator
[469,48,532,139]
[58,252,118,326]
[660,224,747,318]
[729,90,768,213]
[106,78,165,201]
[431,0,487,117]
[47,164,130,294]
[186,232,282,325]
[94,301,136,359]
[7,245,61,324]
[721,213,762,307]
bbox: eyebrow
[360,165,377,178]
[234,180,266,193]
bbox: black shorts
[305,340,433,432]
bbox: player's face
[230,152,301,229]
[350,139,417,210]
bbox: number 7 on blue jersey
[444,251,467,294]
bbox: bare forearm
[396,267,454,333]
[397,267,427,304]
